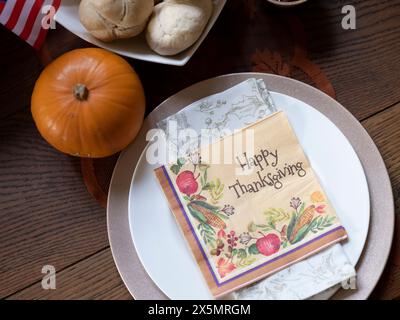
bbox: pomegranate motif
[176,170,198,195]
[256,233,281,256]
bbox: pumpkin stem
[74,84,89,101]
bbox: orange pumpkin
[31,48,145,158]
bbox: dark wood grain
[1,0,400,300]
[362,103,400,300]
[0,26,41,119]
[0,109,108,298]
[298,0,400,119]
[7,248,131,300]
[363,104,400,189]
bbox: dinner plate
[55,0,227,66]
[107,73,394,300]
[129,93,369,300]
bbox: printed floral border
[168,155,339,281]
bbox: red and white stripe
[0,0,61,49]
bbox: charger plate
[107,73,394,300]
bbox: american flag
[0,0,61,49]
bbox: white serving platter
[55,0,227,66]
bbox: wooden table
[1,0,399,300]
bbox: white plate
[55,0,227,66]
[128,92,370,300]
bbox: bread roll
[146,0,213,56]
[79,0,154,42]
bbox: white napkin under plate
[157,78,356,300]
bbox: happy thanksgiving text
[228,148,307,199]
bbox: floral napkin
[156,79,356,299]
[157,78,276,159]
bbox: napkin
[157,78,276,159]
[156,79,356,299]
[232,243,355,300]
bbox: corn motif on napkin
[154,111,348,298]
